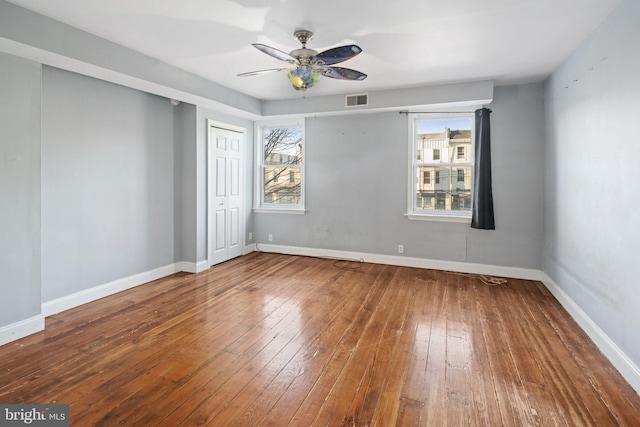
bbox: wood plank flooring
[1,252,639,426]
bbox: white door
[208,123,244,266]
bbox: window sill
[405,213,471,223]
[253,207,307,215]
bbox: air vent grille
[346,93,368,107]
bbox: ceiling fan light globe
[288,68,319,90]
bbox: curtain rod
[399,109,491,114]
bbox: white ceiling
[8,0,621,101]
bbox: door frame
[207,119,246,267]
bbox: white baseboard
[176,260,209,273]
[41,259,212,318]
[254,243,541,281]
[196,260,209,272]
[0,315,45,347]
[541,273,640,395]
[42,263,179,317]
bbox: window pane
[415,166,472,212]
[256,121,305,211]
[412,117,473,215]
[264,167,301,204]
[264,127,302,165]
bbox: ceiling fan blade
[237,68,290,77]
[312,45,362,66]
[320,66,367,81]
[252,44,297,63]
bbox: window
[423,170,430,184]
[408,114,474,220]
[255,121,305,213]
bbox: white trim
[407,112,476,218]
[42,263,179,317]
[405,213,471,223]
[244,243,257,255]
[195,260,209,273]
[177,260,209,273]
[208,120,246,134]
[0,315,45,346]
[5,261,206,346]
[253,208,307,215]
[255,243,541,281]
[541,273,640,395]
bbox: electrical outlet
[398,244,404,254]
[249,232,252,241]
[268,234,273,242]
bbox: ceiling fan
[238,29,367,91]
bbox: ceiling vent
[346,93,368,107]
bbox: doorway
[207,121,245,266]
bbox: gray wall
[41,66,176,302]
[0,53,41,325]
[470,84,545,268]
[254,83,545,270]
[544,0,640,367]
[174,102,197,263]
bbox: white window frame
[406,112,475,222]
[254,119,306,214]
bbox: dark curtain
[471,108,495,230]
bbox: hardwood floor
[1,252,639,426]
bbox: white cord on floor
[444,271,507,286]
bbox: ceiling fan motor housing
[293,29,314,46]
[290,48,318,65]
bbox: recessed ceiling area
[7,0,622,101]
